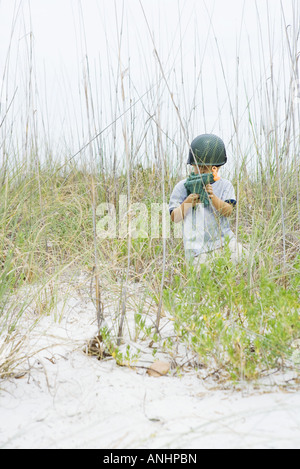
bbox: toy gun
[184,167,220,207]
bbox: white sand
[0,273,299,449]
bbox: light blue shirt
[169,177,236,258]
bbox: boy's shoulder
[215,177,234,187]
[220,176,233,184]
[214,177,235,192]
[171,177,189,192]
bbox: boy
[169,134,247,266]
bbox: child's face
[192,165,217,174]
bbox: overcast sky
[0,0,298,170]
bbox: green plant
[163,250,300,380]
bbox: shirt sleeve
[221,181,237,206]
[169,180,188,214]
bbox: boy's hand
[170,193,200,222]
[205,184,233,217]
[186,193,200,207]
[205,184,214,199]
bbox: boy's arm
[205,184,233,217]
[170,194,200,223]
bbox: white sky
[0,0,299,172]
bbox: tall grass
[0,1,299,381]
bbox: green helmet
[187,134,227,166]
